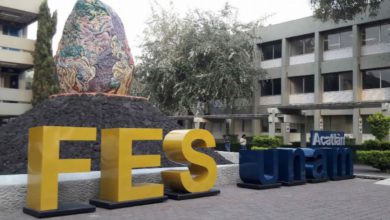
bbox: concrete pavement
[5,178,390,220]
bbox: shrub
[380,141,390,151]
[356,150,390,172]
[252,135,281,148]
[367,113,390,141]
[362,139,381,150]
[345,137,356,146]
[251,146,269,150]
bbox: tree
[32,0,58,106]
[367,112,390,141]
[137,3,265,115]
[310,0,383,22]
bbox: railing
[260,58,282,69]
[362,88,390,101]
[0,88,32,116]
[323,47,352,61]
[322,90,353,103]
[361,43,390,56]
[289,53,314,65]
[0,34,35,66]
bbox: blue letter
[302,148,328,181]
[239,149,278,185]
[278,148,306,185]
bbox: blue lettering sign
[310,130,345,148]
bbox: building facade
[176,1,390,145]
[0,0,42,124]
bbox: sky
[28,0,313,64]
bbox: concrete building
[175,1,390,145]
[0,0,41,124]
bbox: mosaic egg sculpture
[55,0,134,95]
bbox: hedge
[252,136,281,148]
[251,146,269,150]
[356,150,390,172]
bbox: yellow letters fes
[162,129,217,193]
[26,126,96,211]
[99,128,163,202]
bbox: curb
[354,174,388,180]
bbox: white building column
[352,108,363,144]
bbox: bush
[251,146,269,150]
[380,141,390,150]
[362,139,381,150]
[345,137,356,146]
[252,135,281,148]
[356,150,390,172]
[361,140,390,150]
[367,113,390,141]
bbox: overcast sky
[28,0,313,63]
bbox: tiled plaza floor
[5,178,390,220]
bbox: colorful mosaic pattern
[55,0,134,95]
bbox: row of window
[260,68,390,96]
[261,21,390,60]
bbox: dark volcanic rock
[0,94,230,174]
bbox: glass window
[323,115,353,133]
[260,80,272,96]
[290,77,303,94]
[362,115,371,134]
[290,39,303,56]
[260,78,281,96]
[324,30,352,50]
[261,42,282,60]
[304,75,314,93]
[362,26,380,45]
[273,43,281,59]
[3,25,22,37]
[381,23,390,43]
[273,78,281,95]
[323,74,339,91]
[381,69,390,88]
[304,38,314,53]
[340,30,352,48]
[363,70,381,89]
[290,75,314,94]
[324,33,340,50]
[290,37,314,56]
[262,44,274,60]
[340,72,353,91]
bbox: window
[260,78,281,96]
[261,41,282,60]
[3,25,22,37]
[362,22,390,45]
[323,72,352,92]
[323,115,353,133]
[363,68,390,89]
[290,75,314,94]
[290,36,314,56]
[324,29,352,50]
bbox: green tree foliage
[367,112,390,141]
[32,0,58,106]
[137,3,265,114]
[310,0,382,22]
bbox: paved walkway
[354,164,390,179]
[6,178,390,220]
